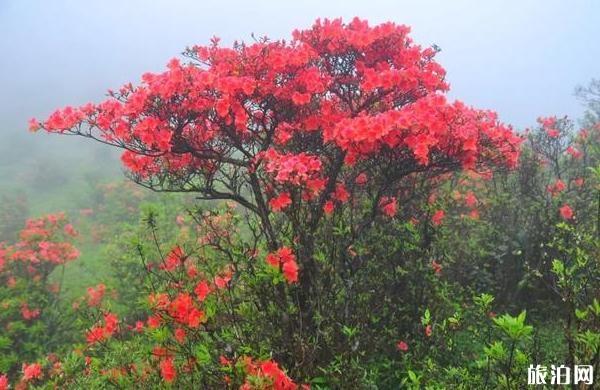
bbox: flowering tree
[33,18,522,384]
[0,214,79,384]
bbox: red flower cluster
[559,204,574,220]
[6,214,79,270]
[396,340,409,352]
[537,116,560,137]
[21,362,43,382]
[241,357,299,390]
[20,303,40,320]
[160,246,186,271]
[86,283,106,307]
[379,196,398,217]
[35,18,520,193]
[86,312,119,345]
[262,149,322,186]
[160,357,176,383]
[167,293,205,328]
[266,247,299,283]
[547,179,566,197]
[269,192,292,212]
[327,95,521,168]
[431,210,445,226]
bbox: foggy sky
[1,0,599,137]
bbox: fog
[1,0,599,206]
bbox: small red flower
[396,340,409,352]
[566,146,582,159]
[559,204,574,220]
[333,184,350,203]
[22,363,42,381]
[431,210,445,226]
[160,357,176,383]
[355,173,368,185]
[86,283,106,307]
[464,191,477,207]
[425,324,432,337]
[194,280,211,301]
[323,200,335,215]
[379,196,397,217]
[219,355,231,366]
[431,260,442,275]
[174,328,186,343]
[282,259,299,283]
[266,246,299,284]
[269,192,292,212]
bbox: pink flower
[86,283,106,307]
[355,173,368,185]
[379,196,397,217]
[160,357,176,383]
[425,324,432,337]
[431,210,445,226]
[396,340,409,352]
[323,200,335,215]
[22,363,42,381]
[269,192,292,212]
[431,260,442,275]
[559,204,574,220]
[566,146,582,159]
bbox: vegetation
[1,18,598,389]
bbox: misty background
[1,0,599,214]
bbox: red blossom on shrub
[431,210,445,226]
[86,283,106,307]
[559,204,574,220]
[431,260,442,275]
[379,196,398,217]
[174,328,186,343]
[241,357,298,390]
[396,340,409,352]
[566,146,583,159]
[425,324,432,337]
[86,312,119,344]
[547,179,566,196]
[167,293,205,328]
[323,200,335,215]
[22,363,42,381]
[214,267,233,289]
[20,303,40,320]
[464,191,478,207]
[194,280,211,301]
[160,246,185,271]
[355,173,368,185]
[160,357,176,383]
[269,192,293,212]
[266,247,299,284]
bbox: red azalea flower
[396,340,409,352]
[282,259,299,283]
[269,192,292,212]
[194,280,211,301]
[379,196,397,217]
[22,363,43,381]
[431,210,445,226]
[160,358,176,383]
[559,204,574,220]
[323,200,335,215]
